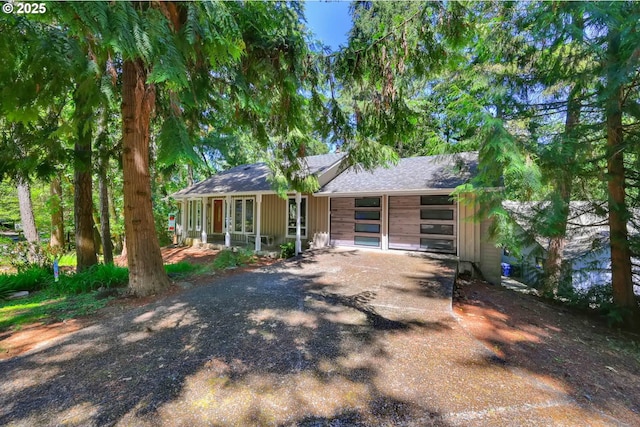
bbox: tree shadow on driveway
[0,252,455,426]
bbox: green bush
[50,264,129,295]
[165,261,200,276]
[280,241,296,259]
[560,283,627,327]
[213,249,256,269]
[0,266,51,299]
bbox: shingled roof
[172,153,345,197]
[316,152,479,195]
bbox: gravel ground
[1,248,638,426]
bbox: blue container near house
[501,262,511,277]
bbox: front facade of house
[172,152,501,284]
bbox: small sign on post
[53,259,59,282]
[168,213,176,232]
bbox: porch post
[180,199,187,244]
[295,192,302,255]
[225,195,231,247]
[201,197,208,243]
[255,194,262,252]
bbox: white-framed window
[233,198,254,234]
[188,200,194,231]
[286,196,307,238]
[195,200,202,231]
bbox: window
[420,224,454,235]
[245,199,254,233]
[355,223,380,233]
[188,200,194,230]
[355,236,380,247]
[420,238,454,252]
[233,198,254,233]
[355,197,381,207]
[195,200,202,231]
[287,196,307,238]
[420,195,454,205]
[355,211,381,220]
[420,209,454,221]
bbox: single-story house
[171,152,502,284]
[501,201,640,295]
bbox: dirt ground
[453,275,640,423]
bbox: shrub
[165,261,200,276]
[280,241,296,259]
[213,249,256,269]
[0,265,51,297]
[560,283,627,327]
[50,264,129,295]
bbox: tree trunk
[541,14,584,297]
[605,29,640,330]
[74,90,98,272]
[50,176,65,251]
[99,157,114,264]
[92,210,103,255]
[108,184,123,254]
[122,58,169,296]
[542,84,581,295]
[16,177,41,264]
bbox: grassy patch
[0,292,112,331]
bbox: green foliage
[279,241,296,259]
[0,266,51,299]
[213,248,255,269]
[50,264,129,295]
[165,261,202,277]
[557,284,629,327]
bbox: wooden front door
[213,200,223,233]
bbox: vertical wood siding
[480,217,502,284]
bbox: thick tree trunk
[122,58,169,296]
[605,30,640,330]
[16,177,41,264]
[74,91,98,272]
[49,177,65,251]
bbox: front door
[213,199,223,233]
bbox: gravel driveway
[0,249,626,426]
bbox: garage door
[389,195,456,253]
[330,197,382,248]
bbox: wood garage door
[389,195,456,253]
[330,197,382,248]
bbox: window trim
[286,195,308,238]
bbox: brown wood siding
[330,197,382,248]
[458,194,480,263]
[480,217,501,284]
[388,195,456,253]
[259,195,287,245]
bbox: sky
[303,1,352,52]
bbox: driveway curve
[0,249,625,426]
